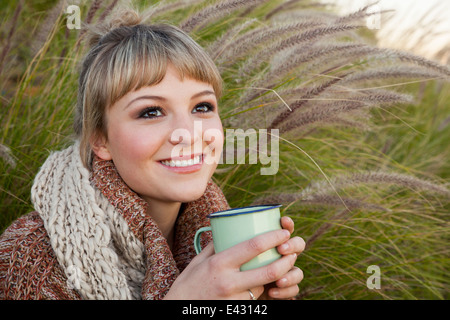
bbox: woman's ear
[90,132,112,161]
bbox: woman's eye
[139,106,163,119]
[193,102,215,113]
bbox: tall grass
[1,0,449,299]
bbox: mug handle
[194,226,212,254]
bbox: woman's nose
[169,118,202,147]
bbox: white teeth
[161,155,202,167]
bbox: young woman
[0,9,305,300]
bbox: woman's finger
[280,216,295,234]
[277,236,306,256]
[215,229,291,268]
[189,242,215,267]
[268,283,300,299]
[275,267,304,288]
[242,286,264,300]
[265,267,303,299]
[236,252,298,290]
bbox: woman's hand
[164,216,305,300]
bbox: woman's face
[92,65,224,204]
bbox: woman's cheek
[110,124,162,162]
[203,120,224,166]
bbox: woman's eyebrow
[124,95,166,109]
[191,90,216,100]
[124,90,216,109]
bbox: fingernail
[279,243,289,251]
[271,289,280,297]
[283,229,290,237]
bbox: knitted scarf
[30,142,229,300]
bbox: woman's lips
[159,154,203,173]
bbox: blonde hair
[74,9,223,169]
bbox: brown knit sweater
[0,155,229,300]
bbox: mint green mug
[194,204,282,271]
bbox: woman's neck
[144,199,182,250]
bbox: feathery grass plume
[98,0,119,22]
[238,24,360,77]
[309,45,450,79]
[0,144,16,168]
[266,43,389,90]
[342,66,448,84]
[278,100,365,134]
[347,90,414,106]
[251,170,449,214]
[230,77,411,133]
[215,20,327,64]
[180,0,265,33]
[272,8,341,24]
[290,45,385,79]
[207,18,258,60]
[333,0,392,25]
[251,192,385,211]
[241,73,350,108]
[85,0,104,24]
[0,0,23,76]
[301,171,450,199]
[388,49,450,77]
[265,0,307,20]
[438,116,450,132]
[269,42,366,78]
[315,115,372,132]
[150,0,204,18]
[277,89,413,134]
[268,76,347,129]
[30,0,66,57]
[237,1,262,18]
[302,194,385,212]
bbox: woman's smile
[159,153,204,173]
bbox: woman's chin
[176,188,207,203]
[162,181,209,204]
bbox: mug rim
[207,204,282,218]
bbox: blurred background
[327,0,450,64]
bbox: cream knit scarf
[31,142,146,299]
[30,142,221,300]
